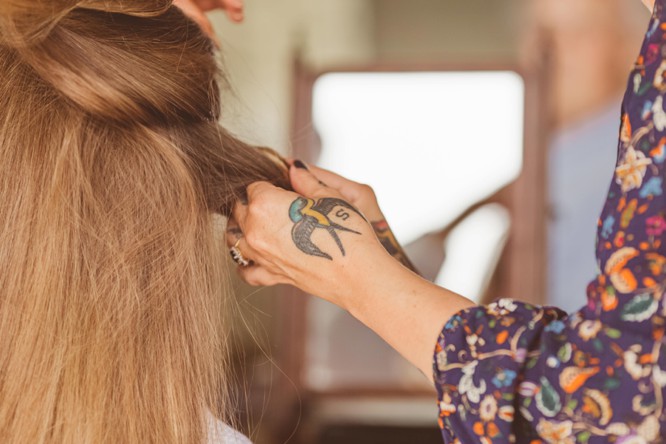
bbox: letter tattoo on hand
[335,208,350,221]
[288,197,364,260]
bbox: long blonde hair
[0,1,288,442]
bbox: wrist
[338,245,419,316]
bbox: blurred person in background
[530,0,647,313]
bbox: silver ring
[230,239,250,267]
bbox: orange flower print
[604,247,640,293]
[645,253,666,276]
[650,137,666,162]
[559,366,600,394]
[601,287,619,311]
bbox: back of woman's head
[0,1,288,442]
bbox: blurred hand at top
[173,0,244,42]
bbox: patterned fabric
[433,4,666,443]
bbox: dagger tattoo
[288,197,364,260]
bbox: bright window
[306,71,525,391]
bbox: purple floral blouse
[433,4,666,443]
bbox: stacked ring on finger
[230,239,250,267]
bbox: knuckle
[247,181,272,199]
[245,231,268,254]
[244,231,260,249]
[313,188,341,200]
[358,183,376,198]
[246,203,271,225]
[238,268,259,287]
[253,238,269,254]
[246,181,263,194]
[248,193,273,217]
[246,202,263,221]
[253,191,271,208]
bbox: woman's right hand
[289,161,418,273]
[226,166,392,309]
[226,164,473,377]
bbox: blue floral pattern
[433,3,666,443]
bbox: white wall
[210,0,533,152]
[373,0,528,62]
[210,0,376,154]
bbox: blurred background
[210,1,649,443]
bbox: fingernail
[293,160,309,170]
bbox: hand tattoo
[371,220,418,273]
[289,197,363,260]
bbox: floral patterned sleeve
[433,3,666,443]
[434,300,567,443]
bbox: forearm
[341,249,474,379]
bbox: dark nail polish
[294,160,309,170]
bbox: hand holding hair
[226,163,382,294]
[227,163,473,376]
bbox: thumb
[289,161,328,198]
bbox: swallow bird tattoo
[288,197,364,260]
